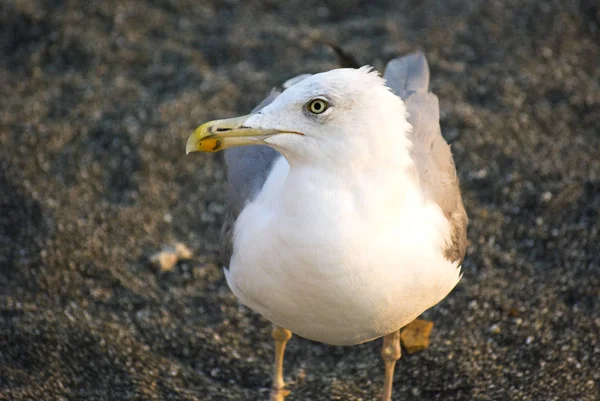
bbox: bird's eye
[307,98,329,114]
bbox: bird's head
[186,67,411,167]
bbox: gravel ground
[1,1,599,400]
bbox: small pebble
[297,368,306,382]
[150,243,193,272]
[175,242,193,259]
[151,250,178,272]
[401,319,434,354]
[541,191,553,202]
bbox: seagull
[186,52,467,401]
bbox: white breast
[225,157,461,346]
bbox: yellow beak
[186,114,301,154]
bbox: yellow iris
[307,98,328,114]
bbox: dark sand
[1,1,599,400]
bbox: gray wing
[219,92,281,267]
[384,52,468,264]
[219,75,313,266]
[223,91,281,217]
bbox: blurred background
[0,1,599,400]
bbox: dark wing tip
[319,40,361,69]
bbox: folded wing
[384,52,468,264]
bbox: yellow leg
[381,330,401,401]
[270,325,292,401]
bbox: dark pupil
[313,102,322,111]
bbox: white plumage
[186,52,467,401]
[224,68,461,345]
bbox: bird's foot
[269,388,290,401]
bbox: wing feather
[384,53,468,263]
